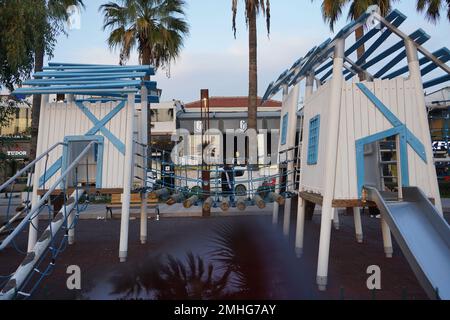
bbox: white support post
[274,85,289,226]
[283,83,300,237]
[140,85,149,244]
[352,207,363,243]
[305,73,315,99]
[67,205,75,245]
[295,197,306,257]
[333,208,340,230]
[119,93,136,262]
[27,94,48,252]
[316,38,345,291]
[294,73,314,255]
[283,197,291,236]
[381,217,393,258]
[405,39,443,215]
[272,201,279,225]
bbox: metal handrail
[0,142,65,193]
[0,141,98,251]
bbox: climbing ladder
[378,140,399,193]
[0,141,97,299]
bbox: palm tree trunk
[30,45,44,161]
[355,26,366,81]
[142,47,152,169]
[248,7,258,131]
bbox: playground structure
[262,7,450,299]
[0,6,449,301]
[0,63,159,299]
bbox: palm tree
[30,0,85,161]
[318,1,450,76]
[100,0,189,70]
[100,0,189,148]
[318,0,396,80]
[231,0,271,132]
[416,0,450,22]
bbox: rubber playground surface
[3,206,447,300]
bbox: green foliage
[417,0,450,22]
[100,0,189,69]
[231,0,271,37]
[0,99,16,129]
[317,0,449,31]
[0,0,84,90]
[316,0,398,31]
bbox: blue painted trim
[373,34,430,78]
[281,113,289,145]
[13,88,139,95]
[21,81,141,91]
[406,128,427,162]
[307,115,321,165]
[61,135,104,188]
[315,10,405,80]
[39,157,63,188]
[421,54,450,77]
[423,75,450,89]
[34,71,147,78]
[399,127,410,187]
[355,126,408,197]
[76,101,126,155]
[42,65,154,75]
[383,47,449,79]
[261,10,407,102]
[353,12,407,68]
[24,79,150,86]
[356,84,403,127]
[345,29,429,79]
[357,83,427,163]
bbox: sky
[18,0,450,102]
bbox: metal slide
[365,186,450,300]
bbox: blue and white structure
[263,7,450,298]
[12,63,159,262]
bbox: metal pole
[352,207,363,243]
[295,197,306,257]
[316,38,345,291]
[0,141,96,251]
[0,189,85,300]
[283,83,301,237]
[294,73,314,252]
[140,85,149,244]
[201,89,211,217]
[27,94,49,252]
[0,142,63,193]
[119,93,136,262]
[405,39,443,215]
[274,85,289,225]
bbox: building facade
[0,96,32,183]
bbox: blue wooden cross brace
[356,83,427,162]
[39,101,126,187]
[355,83,428,197]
